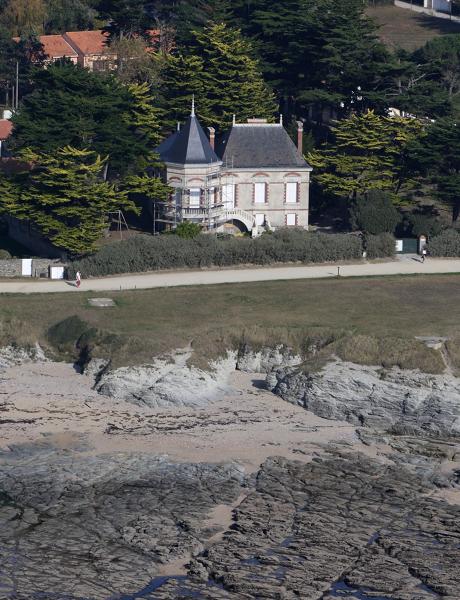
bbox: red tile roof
[38,35,78,59]
[64,30,110,55]
[0,120,13,140]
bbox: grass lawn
[367,5,460,51]
[1,274,460,371]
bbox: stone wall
[0,259,67,279]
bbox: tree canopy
[159,22,277,131]
[0,147,137,255]
[11,61,160,178]
[309,111,423,200]
[408,117,460,221]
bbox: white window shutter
[254,182,266,204]
[286,182,298,203]
[286,213,296,226]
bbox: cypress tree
[158,53,209,133]
[0,147,138,255]
[409,117,460,221]
[159,23,277,131]
[309,111,423,200]
[11,61,157,178]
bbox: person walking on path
[75,271,81,288]
[421,248,427,263]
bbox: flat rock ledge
[267,360,460,437]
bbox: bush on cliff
[69,230,394,277]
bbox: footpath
[1,256,460,295]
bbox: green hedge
[365,233,396,259]
[428,229,460,256]
[69,229,394,278]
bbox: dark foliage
[364,232,396,259]
[11,61,153,178]
[69,230,393,277]
[350,190,401,235]
[428,229,460,256]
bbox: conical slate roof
[157,114,220,165]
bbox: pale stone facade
[157,114,312,235]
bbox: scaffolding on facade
[151,159,235,235]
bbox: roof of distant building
[33,34,78,59]
[0,119,13,141]
[64,30,110,55]
[158,113,221,165]
[216,122,311,169]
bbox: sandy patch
[0,362,360,471]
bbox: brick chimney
[297,121,304,155]
[208,126,216,150]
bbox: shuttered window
[286,213,297,226]
[254,182,266,204]
[286,182,298,204]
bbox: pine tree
[0,147,138,255]
[172,0,234,44]
[157,53,209,133]
[409,117,460,221]
[159,23,277,131]
[395,35,460,119]
[96,0,154,40]
[127,82,163,149]
[11,61,155,178]
[232,0,393,119]
[308,111,423,200]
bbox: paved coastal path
[1,256,460,294]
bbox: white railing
[219,208,255,229]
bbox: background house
[157,110,312,235]
[14,30,159,72]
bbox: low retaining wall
[0,259,67,279]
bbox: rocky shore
[1,345,460,599]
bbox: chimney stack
[208,127,216,150]
[297,121,304,155]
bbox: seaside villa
[156,107,312,236]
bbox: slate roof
[216,124,311,169]
[158,115,221,165]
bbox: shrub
[428,229,460,256]
[70,230,372,277]
[350,190,400,235]
[409,213,444,238]
[0,249,11,259]
[365,233,396,259]
[174,222,202,239]
[69,230,398,278]
[47,315,90,354]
